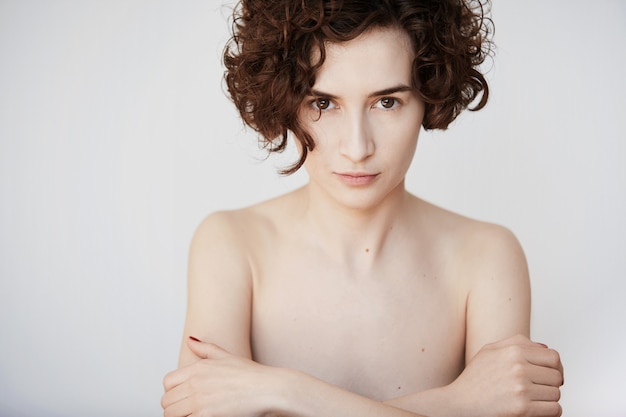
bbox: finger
[522,379,562,402]
[161,382,189,410]
[536,385,561,402]
[162,391,194,417]
[526,347,563,374]
[528,363,564,387]
[528,400,562,417]
[187,336,231,360]
[163,366,193,392]
[527,341,564,380]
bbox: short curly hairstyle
[224,0,494,174]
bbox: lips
[334,172,379,186]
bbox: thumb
[187,336,230,360]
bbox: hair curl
[224,0,494,174]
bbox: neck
[298,181,412,266]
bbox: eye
[376,97,398,109]
[312,98,335,111]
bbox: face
[299,26,424,211]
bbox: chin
[332,186,403,212]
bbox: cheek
[300,119,336,158]
[394,140,418,167]
[379,128,420,173]
[300,129,328,173]
[379,120,420,152]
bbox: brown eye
[379,97,397,109]
[315,98,331,110]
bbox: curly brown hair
[224,0,494,174]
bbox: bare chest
[250,251,467,400]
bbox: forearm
[274,368,425,417]
[170,338,426,417]
[386,335,565,417]
[384,386,457,417]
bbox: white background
[1,1,624,416]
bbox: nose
[339,111,375,162]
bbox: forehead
[313,26,415,92]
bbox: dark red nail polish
[189,336,201,342]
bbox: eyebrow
[311,84,414,99]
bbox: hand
[161,337,283,417]
[447,335,563,417]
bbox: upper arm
[178,211,254,367]
[463,225,531,363]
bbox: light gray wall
[1,1,624,416]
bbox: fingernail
[189,336,201,342]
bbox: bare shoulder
[192,208,260,250]
[415,197,527,272]
[188,209,255,281]
[191,190,299,260]
[181,196,293,363]
[458,216,528,282]
[414,198,531,359]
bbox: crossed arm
[161,214,563,417]
[162,334,562,417]
[163,337,421,417]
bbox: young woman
[162,1,563,416]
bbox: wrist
[439,380,476,417]
[264,367,308,417]
[436,383,462,417]
[272,368,344,417]
[385,384,461,417]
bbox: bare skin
[162,26,563,417]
